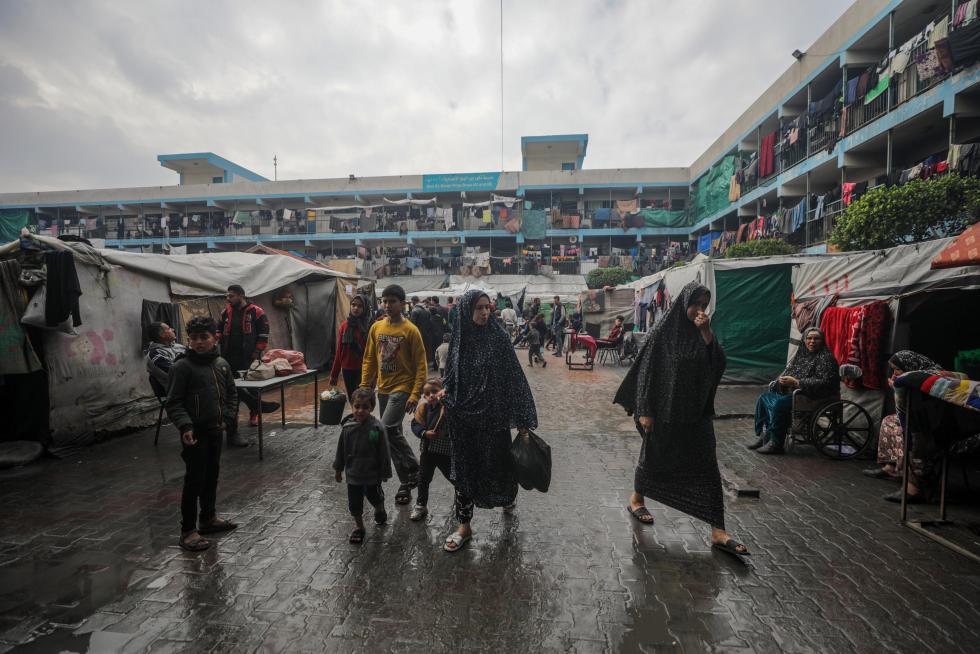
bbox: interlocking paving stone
[2,361,980,652]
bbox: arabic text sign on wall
[422,172,501,192]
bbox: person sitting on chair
[597,316,625,347]
[146,322,186,392]
[749,327,839,455]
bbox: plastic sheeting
[618,253,839,382]
[99,250,353,297]
[45,262,173,450]
[691,154,737,222]
[712,265,794,383]
[638,208,690,228]
[793,237,980,302]
[449,275,587,302]
[521,210,547,240]
[376,275,449,296]
[0,210,30,243]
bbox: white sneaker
[410,505,428,521]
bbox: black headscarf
[614,281,725,423]
[781,327,839,397]
[889,350,943,375]
[342,294,370,356]
[443,289,537,431]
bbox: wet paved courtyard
[2,357,980,653]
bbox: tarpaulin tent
[449,275,587,303]
[2,241,353,450]
[790,237,980,425]
[621,253,836,382]
[375,275,449,297]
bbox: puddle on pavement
[0,551,141,651]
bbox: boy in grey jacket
[334,388,391,543]
[165,316,238,552]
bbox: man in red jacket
[217,285,277,444]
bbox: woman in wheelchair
[749,327,840,455]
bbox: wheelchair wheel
[809,400,874,459]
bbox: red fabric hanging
[820,301,890,390]
[759,132,777,178]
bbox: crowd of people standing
[153,280,755,558]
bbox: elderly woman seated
[748,327,840,455]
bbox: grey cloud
[0,0,854,192]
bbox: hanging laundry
[864,75,889,104]
[841,182,857,206]
[929,15,949,48]
[935,37,955,73]
[790,199,807,232]
[481,209,492,223]
[728,175,741,202]
[759,131,777,178]
[915,48,944,81]
[615,199,638,214]
[845,77,860,104]
[948,17,980,67]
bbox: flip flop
[198,517,238,535]
[349,528,366,544]
[444,532,471,552]
[178,532,210,552]
[395,486,412,505]
[626,505,654,525]
[712,538,750,558]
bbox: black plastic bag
[510,430,552,493]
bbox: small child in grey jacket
[334,388,391,543]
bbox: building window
[561,162,575,171]
[212,176,223,183]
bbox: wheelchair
[787,389,875,459]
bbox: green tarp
[0,209,30,243]
[638,208,689,228]
[712,265,793,383]
[521,209,547,240]
[691,154,736,222]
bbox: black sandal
[198,517,238,535]
[712,538,750,558]
[374,509,388,525]
[395,486,412,505]
[349,528,366,544]
[626,505,654,525]
[179,532,210,552]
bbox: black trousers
[226,353,260,413]
[341,368,362,401]
[347,484,385,516]
[528,344,543,364]
[181,427,223,533]
[417,451,452,506]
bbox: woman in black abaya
[614,281,749,557]
[442,290,538,552]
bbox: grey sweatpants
[378,391,420,487]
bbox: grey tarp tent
[790,237,980,425]
[3,246,352,450]
[616,253,836,383]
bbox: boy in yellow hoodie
[361,284,428,506]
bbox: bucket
[319,393,347,425]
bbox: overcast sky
[0,0,855,193]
